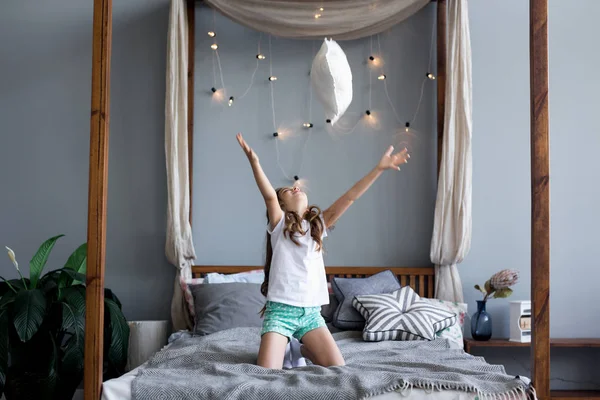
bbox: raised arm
[236,133,283,229]
[323,146,410,228]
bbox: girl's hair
[260,187,324,316]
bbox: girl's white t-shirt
[266,214,329,307]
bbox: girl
[236,133,410,369]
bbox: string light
[326,119,331,124]
[273,132,279,137]
[268,76,277,81]
[211,43,218,50]
[365,110,371,116]
[319,7,324,11]
[427,72,436,80]
[378,74,386,80]
[208,31,216,38]
[405,122,410,132]
[369,56,375,61]
[314,14,321,19]
[303,123,314,128]
[294,175,299,181]
[228,96,234,106]
[256,54,266,60]
[211,87,217,93]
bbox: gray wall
[0,0,174,322]
[192,5,438,267]
[462,0,599,390]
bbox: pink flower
[490,269,520,290]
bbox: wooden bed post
[530,0,550,398]
[84,0,112,399]
[436,0,446,175]
[187,0,195,223]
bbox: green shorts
[261,301,327,341]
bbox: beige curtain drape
[166,0,196,331]
[430,0,472,303]
[204,0,430,40]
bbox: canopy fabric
[430,0,472,303]
[166,0,196,331]
[204,0,430,40]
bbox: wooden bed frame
[83,0,552,399]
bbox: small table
[463,338,600,399]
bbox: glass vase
[471,300,492,341]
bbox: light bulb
[314,13,321,19]
[405,122,410,132]
[365,110,371,116]
[427,72,436,80]
[211,43,218,50]
[303,123,314,128]
[378,74,386,80]
[319,7,324,11]
[256,54,266,60]
[326,119,331,124]
[207,31,216,38]
[369,56,375,61]
[294,175,299,181]
[211,87,217,93]
[273,132,279,137]
[268,76,277,82]
[228,96,234,106]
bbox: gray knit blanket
[132,327,531,400]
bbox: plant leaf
[105,298,129,375]
[62,243,87,287]
[61,336,84,379]
[484,279,493,294]
[474,284,486,294]
[0,290,16,310]
[62,286,86,315]
[61,302,85,346]
[0,277,17,295]
[29,234,64,289]
[0,309,8,394]
[104,289,122,309]
[13,289,47,342]
[493,287,513,298]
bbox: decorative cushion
[423,298,468,349]
[180,276,205,320]
[331,270,401,330]
[353,286,457,342]
[321,293,339,322]
[189,283,264,335]
[310,38,353,125]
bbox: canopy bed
[83,0,551,399]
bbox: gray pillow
[331,270,401,330]
[190,282,265,335]
[321,294,339,322]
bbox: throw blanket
[132,328,531,400]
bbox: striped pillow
[353,286,457,342]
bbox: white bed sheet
[102,368,483,400]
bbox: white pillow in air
[310,39,353,125]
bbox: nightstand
[463,338,600,399]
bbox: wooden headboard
[192,266,435,298]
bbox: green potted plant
[0,235,130,400]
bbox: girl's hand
[237,133,259,163]
[378,145,410,171]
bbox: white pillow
[205,270,264,284]
[423,298,468,349]
[310,39,353,125]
